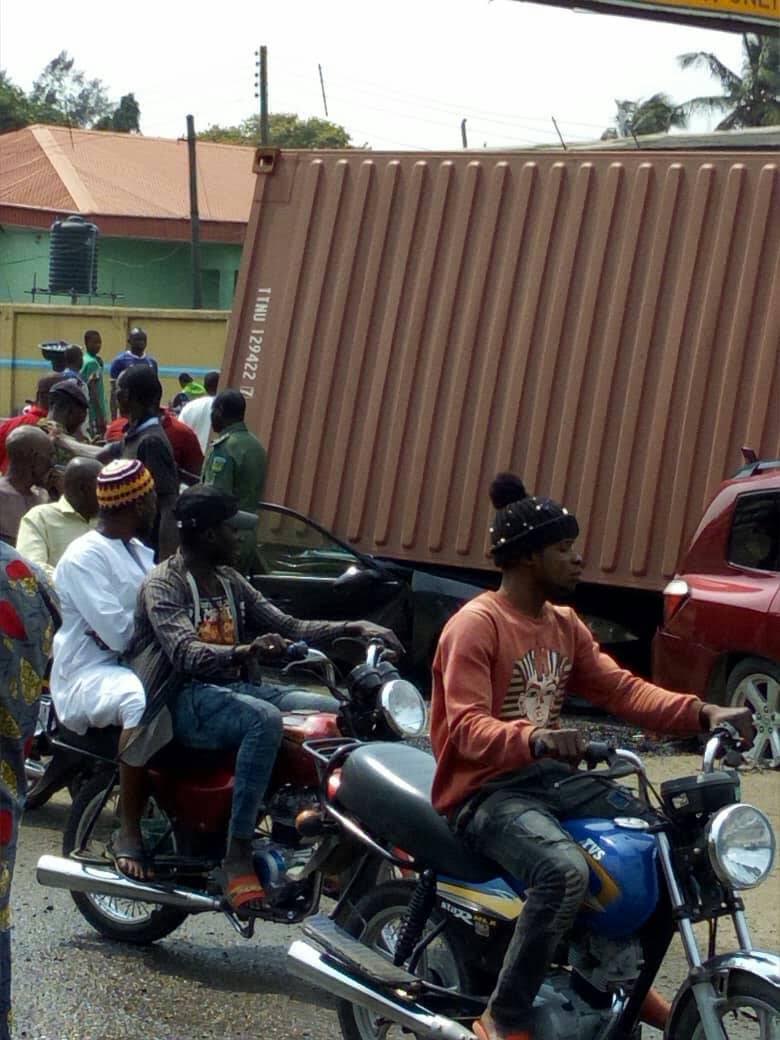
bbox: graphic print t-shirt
[197,596,236,646]
[429,590,704,816]
[499,646,573,726]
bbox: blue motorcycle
[290,725,777,1040]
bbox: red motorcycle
[36,640,426,945]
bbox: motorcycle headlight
[706,803,776,890]
[379,679,427,738]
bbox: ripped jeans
[172,680,339,842]
[456,769,644,1030]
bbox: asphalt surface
[14,797,342,1040]
[11,759,779,1040]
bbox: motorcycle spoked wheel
[62,773,189,944]
[336,880,478,1040]
[668,974,779,1040]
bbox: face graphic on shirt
[501,647,573,725]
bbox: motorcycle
[288,726,778,1040]
[36,639,427,945]
[25,693,98,810]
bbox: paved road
[11,759,779,1040]
[14,797,342,1040]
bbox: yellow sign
[519,0,778,29]
[630,0,777,24]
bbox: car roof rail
[734,453,780,477]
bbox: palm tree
[610,93,688,138]
[678,33,780,130]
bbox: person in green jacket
[80,330,107,437]
[202,390,266,573]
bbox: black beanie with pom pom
[488,473,579,567]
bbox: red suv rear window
[728,492,780,572]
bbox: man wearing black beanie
[429,473,753,1040]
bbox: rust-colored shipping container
[224,148,780,598]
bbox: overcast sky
[0,0,745,148]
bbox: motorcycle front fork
[657,832,753,1040]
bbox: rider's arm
[433,609,539,769]
[239,576,353,647]
[57,550,136,652]
[568,611,704,732]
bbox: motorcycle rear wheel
[63,773,189,945]
[336,880,477,1040]
[668,974,779,1039]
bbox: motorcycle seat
[337,743,496,882]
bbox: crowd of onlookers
[0,325,271,1038]
[0,326,267,561]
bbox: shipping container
[224,146,780,637]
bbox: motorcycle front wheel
[668,974,779,1039]
[336,880,477,1040]
[62,773,188,944]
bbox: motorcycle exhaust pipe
[36,855,222,913]
[288,939,476,1040]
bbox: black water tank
[49,215,99,294]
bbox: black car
[249,502,487,687]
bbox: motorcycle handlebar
[531,738,616,768]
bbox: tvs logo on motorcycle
[501,648,572,724]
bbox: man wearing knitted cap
[430,474,753,1040]
[51,459,158,879]
[126,484,403,914]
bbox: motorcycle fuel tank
[565,818,659,939]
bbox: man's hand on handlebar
[700,704,754,745]
[344,621,404,656]
[233,634,293,666]
[531,728,588,765]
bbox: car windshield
[255,507,358,577]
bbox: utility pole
[255,46,269,145]
[460,118,468,149]
[186,114,203,310]
[318,63,329,118]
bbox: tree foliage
[0,71,36,132]
[93,93,141,133]
[610,93,687,137]
[30,51,112,127]
[678,33,780,130]
[199,112,354,148]
[0,54,141,134]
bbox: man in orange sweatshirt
[430,473,753,1040]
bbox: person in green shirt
[202,390,266,573]
[80,330,106,438]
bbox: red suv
[652,455,780,768]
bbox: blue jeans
[171,680,338,841]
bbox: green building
[0,125,254,310]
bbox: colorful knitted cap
[489,473,578,566]
[96,459,155,511]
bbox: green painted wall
[0,225,242,310]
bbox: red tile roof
[0,125,256,242]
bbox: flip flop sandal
[107,839,154,882]
[221,871,267,914]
